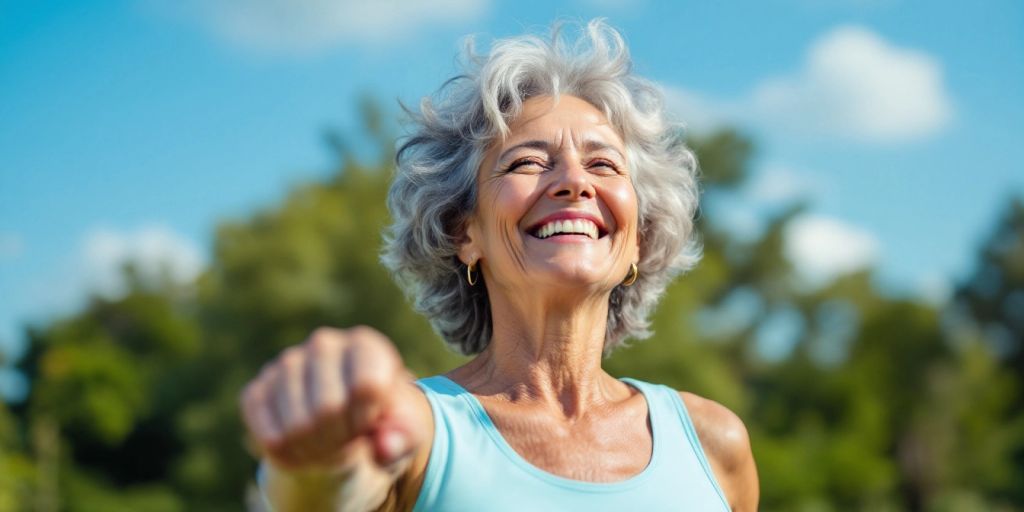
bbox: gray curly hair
[381,19,700,355]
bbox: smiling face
[459,95,640,296]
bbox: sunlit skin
[454,94,640,393]
[440,95,757,506]
[241,94,758,512]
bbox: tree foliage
[2,106,1021,511]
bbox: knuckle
[240,383,262,408]
[310,326,342,345]
[279,346,305,370]
[257,361,277,380]
[307,330,341,354]
[349,371,388,399]
[346,325,378,341]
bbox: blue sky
[1,0,1022,386]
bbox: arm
[240,327,433,512]
[680,392,759,512]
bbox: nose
[548,158,594,201]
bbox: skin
[239,95,759,512]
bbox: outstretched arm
[240,326,433,512]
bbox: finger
[343,326,402,434]
[274,347,312,434]
[240,378,282,446]
[302,335,351,457]
[306,330,347,420]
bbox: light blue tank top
[412,375,731,511]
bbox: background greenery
[2,103,1021,511]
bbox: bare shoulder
[678,392,752,471]
[679,392,759,512]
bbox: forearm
[257,459,394,512]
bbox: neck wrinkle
[449,289,627,421]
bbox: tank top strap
[621,378,730,510]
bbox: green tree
[7,104,1021,511]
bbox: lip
[526,211,609,239]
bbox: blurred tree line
[1,102,1021,511]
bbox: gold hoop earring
[622,263,638,286]
[466,261,479,286]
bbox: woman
[240,20,758,511]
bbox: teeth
[534,219,600,239]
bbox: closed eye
[588,158,621,174]
[505,158,549,173]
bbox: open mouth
[528,218,608,240]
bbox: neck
[449,287,624,419]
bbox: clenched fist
[240,326,427,476]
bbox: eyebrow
[498,138,625,162]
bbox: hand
[240,326,422,474]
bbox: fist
[240,326,420,473]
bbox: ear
[456,216,482,266]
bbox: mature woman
[240,20,758,512]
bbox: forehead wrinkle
[582,139,625,159]
[497,140,550,163]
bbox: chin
[532,262,615,292]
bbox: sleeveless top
[412,375,731,511]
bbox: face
[459,95,640,295]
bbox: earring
[622,263,638,286]
[466,261,479,286]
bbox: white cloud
[661,85,735,134]
[703,162,833,241]
[746,163,828,206]
[666,25,953,143]
[784,214,879,286]
[80,226,205,297]
[161,0,490,55]
[752,26,952,142]
[915,272,952,306]
[0,226,204,367]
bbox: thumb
[372,426,414,467]
[370,386,425,466]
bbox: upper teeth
[535,219,599,239]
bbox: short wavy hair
[381,19,700,355]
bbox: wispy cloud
[784,214,880,286]
[745,162,831,207]
[666,25,953,143]
[703,161,835,241]
[80,225,205,297]
[3,226,205,363]
[158,0,490,55]
[662,85,735,134]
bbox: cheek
[479,177,538,244]
[603,180,640,230]
[488,178,538,225]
